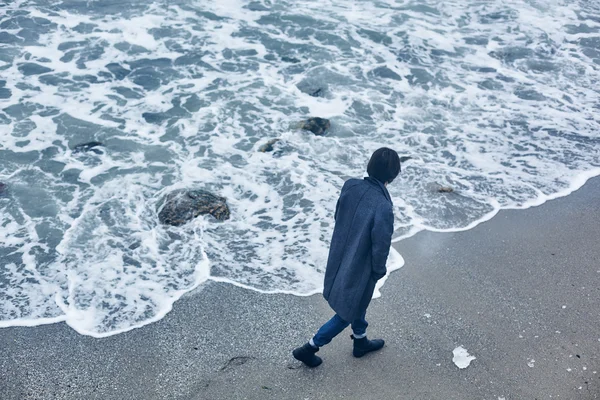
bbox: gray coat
[323,177,394,322]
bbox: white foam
[1,0,599,336]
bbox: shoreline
[1,176,600,399]
[3,168,599,338]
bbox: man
[293,147,401,367]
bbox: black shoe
[292,343,323,368]
[352,335,385,358]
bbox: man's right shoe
[352,335,385,358]
[292,342,322,368]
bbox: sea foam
[0,0,599,336]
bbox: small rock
[158,189,230,226]
[301,117,330,136]
[296,80,328,98]
[399,156,412,163]
[309,88,323,97]
[438,187,454,193]
[0,182,7,195]
[258,139,280,153]
[73,141,103,154]
[298,86,325,98]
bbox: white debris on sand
[452,346,476,369]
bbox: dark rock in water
[428,182,454,193]
[297,85,325,98]
[301,117,330,136]
[258,139,280,152]
[73,141,103,154]
[296,77,329,98]
[0,182,7,195]
[158,189,230,226]
[281,56,301,64]
[309,88,323,97]
[399,156,412,163]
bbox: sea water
[0,0,599,336]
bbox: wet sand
[1,177,599,400]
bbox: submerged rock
[0,182,7,195]
[158,189,230,226]
[301,117,330,136]
[399,156,412,163]
[297,85,325,98]
[296,81,327,98]
[308,88,323,97]
[258,139,280,153]
[73,141,103,154]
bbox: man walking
[292,147,401,367]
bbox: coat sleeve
[334,180,349,221]
[371,203,394,281]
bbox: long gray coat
[323,177,394,322]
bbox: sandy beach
[1,177,599,400]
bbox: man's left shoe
[351,335,385,358]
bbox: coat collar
[364,177,392,204]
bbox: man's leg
[350,313,368,339]
[311,314,350,347]
[292,314,349,367]
[350,312,384,358]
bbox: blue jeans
[311,313,368,348]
